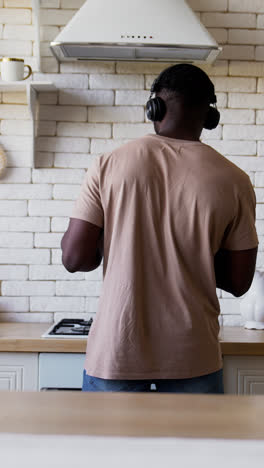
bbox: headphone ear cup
[204,106,220,130]
[146,97,166,122]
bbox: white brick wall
[220,109,255,124]
[51,249,62,264]
[113,124,153,139]
[3,24,35,40]
[220,45,255,60]
[53,153,94,168]
[28,200,74,217]
[223,125,264,140]
[4,1,31,7]
[201,13,256,28]
[57,122,111,138]
[116,90,150,106]
[39,105,87,121]
[229,0,264,13]
[0,105,30,119]
[229,61,264,76]
[34,233,63,248]
[34,73,89,88]
[209,140,256,155]
[0,217,50,232]
[56,281,102,296]
[51,217,68,232]
[0,136,31,152]
[0,8,31,23]
[256,48,264,61]
[36,137,90,153]
[0,201,27,216]
[213,77,256,92]
[188,0,228,12]
[0,266,28,280]
[89,74,144,90]
[230,29,264,45]
[0,0,263,323]
[32,168,85,184]
[30,296,85,312]
[29,265,84,281]
[1,120,32,135]
[3,91,27,103]
[0,39,32,56]
[90,139,125,154]
[0,297,29,313]
[40,0,60,7]
[228,93,264,109]
[0,249,50,264]
[59,90,114,106]
[39,9,75,26]
[53,184,80,200]
[2,281,55,296]
[0,232,33,248]
[88,106,144,123]
[257,15,264,28]
[0,184,52,199]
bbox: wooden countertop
[1,322,264,354]
[1,390,264,440]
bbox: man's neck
[156,128,201,142]
[155,121,202,142]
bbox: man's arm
[214,247,257,297]
[61,218,103,273]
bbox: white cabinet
[39,353,85,390]
[1,352,264,394]
[223,356,264,395]
[0,353,38,391]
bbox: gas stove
[42,318,93,339]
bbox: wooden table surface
[1,391,264,439]
[1,322,264,354]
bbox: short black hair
[153,63,216,106]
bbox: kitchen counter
[0,322,264,354]
[3,392,264,468]
[1,390,264,439]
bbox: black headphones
[146,77,220,130]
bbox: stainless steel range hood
[50,0,221,64]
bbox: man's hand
[61,218,103,273]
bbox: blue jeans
[82,369,224,394]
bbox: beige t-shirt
[72,134,258,379]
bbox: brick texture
[0,0,263,323]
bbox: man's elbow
[61,252,80,273]
[61,249,101,273]
[231,279,254,297]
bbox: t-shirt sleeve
[221,177,258,251]
[71,157,104,228]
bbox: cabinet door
[39,353,85,390]
[0,353,38,391]
[223,356,264,395]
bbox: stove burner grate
[49,318,93,336]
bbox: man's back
[72,134,257,380]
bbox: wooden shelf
[0,81,55,93]
[0,81,56,167]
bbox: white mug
[0,57,32,82]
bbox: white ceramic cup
[0,57,32,82]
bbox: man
[61,64,258,393]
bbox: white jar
[240,270,264,329]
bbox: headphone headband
[150,78,158,94]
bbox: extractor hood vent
[50,0,222,64]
